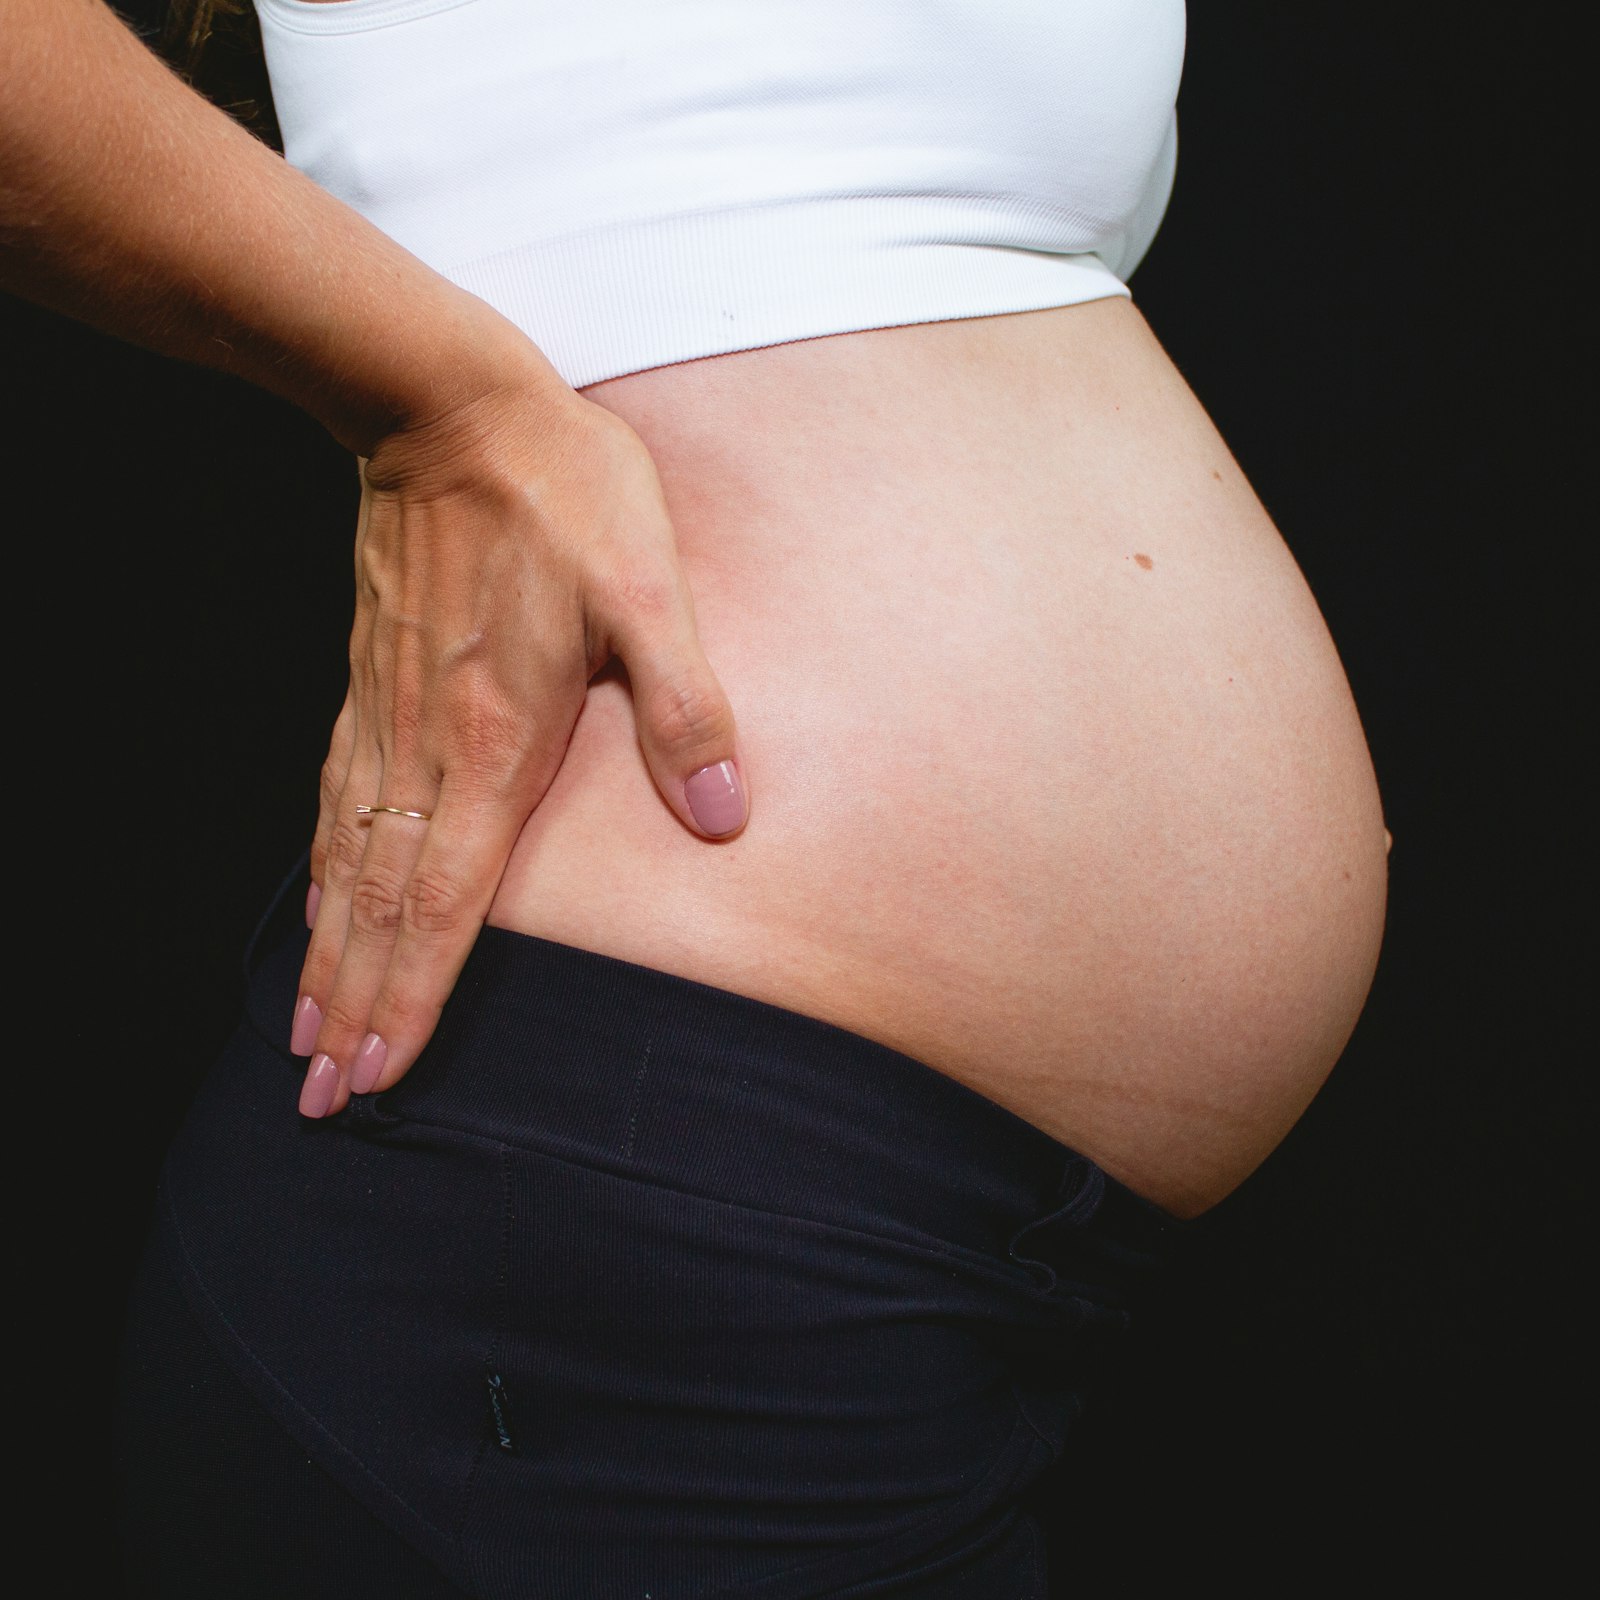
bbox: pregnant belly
[485,297,1389,1218]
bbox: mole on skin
[1134,552,1154,570]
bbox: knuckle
[320,993,372,1040]
[400,868,473,939]
[374,985,442,1042]
[597,556,676,626]
[329,693,357,753]
[348,865,407,940]
[443,677,521,765]
[323,818,368,882]
[318,756,345,815]
[647,671,728,752]
[298,945,340,1005]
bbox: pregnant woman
[6,2,1387,1595]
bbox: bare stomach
[483,296,1388,1219]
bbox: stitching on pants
[620,1036,655,1164]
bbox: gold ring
[354,804,433,821]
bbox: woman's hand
[289,375,750,1118]
[0,5,747,1120]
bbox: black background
[13,3,1587,1590]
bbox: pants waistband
[242,847,1183,1272]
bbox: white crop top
[254,0,1186,390]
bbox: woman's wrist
[295,276,574,460]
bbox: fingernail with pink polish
[685,760,747,836]
[299,1053,339,1119]
[305,881,322,928]
[290,994,322,1056]
[350,1032,388,1095]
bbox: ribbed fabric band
[254,0,1184,390]
[446,197,1130,389]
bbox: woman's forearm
[0,0,561,454]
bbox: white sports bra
[255,0,1186,389]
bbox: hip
[141,869,1174,1596]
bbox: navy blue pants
[115,849,1180,1598]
